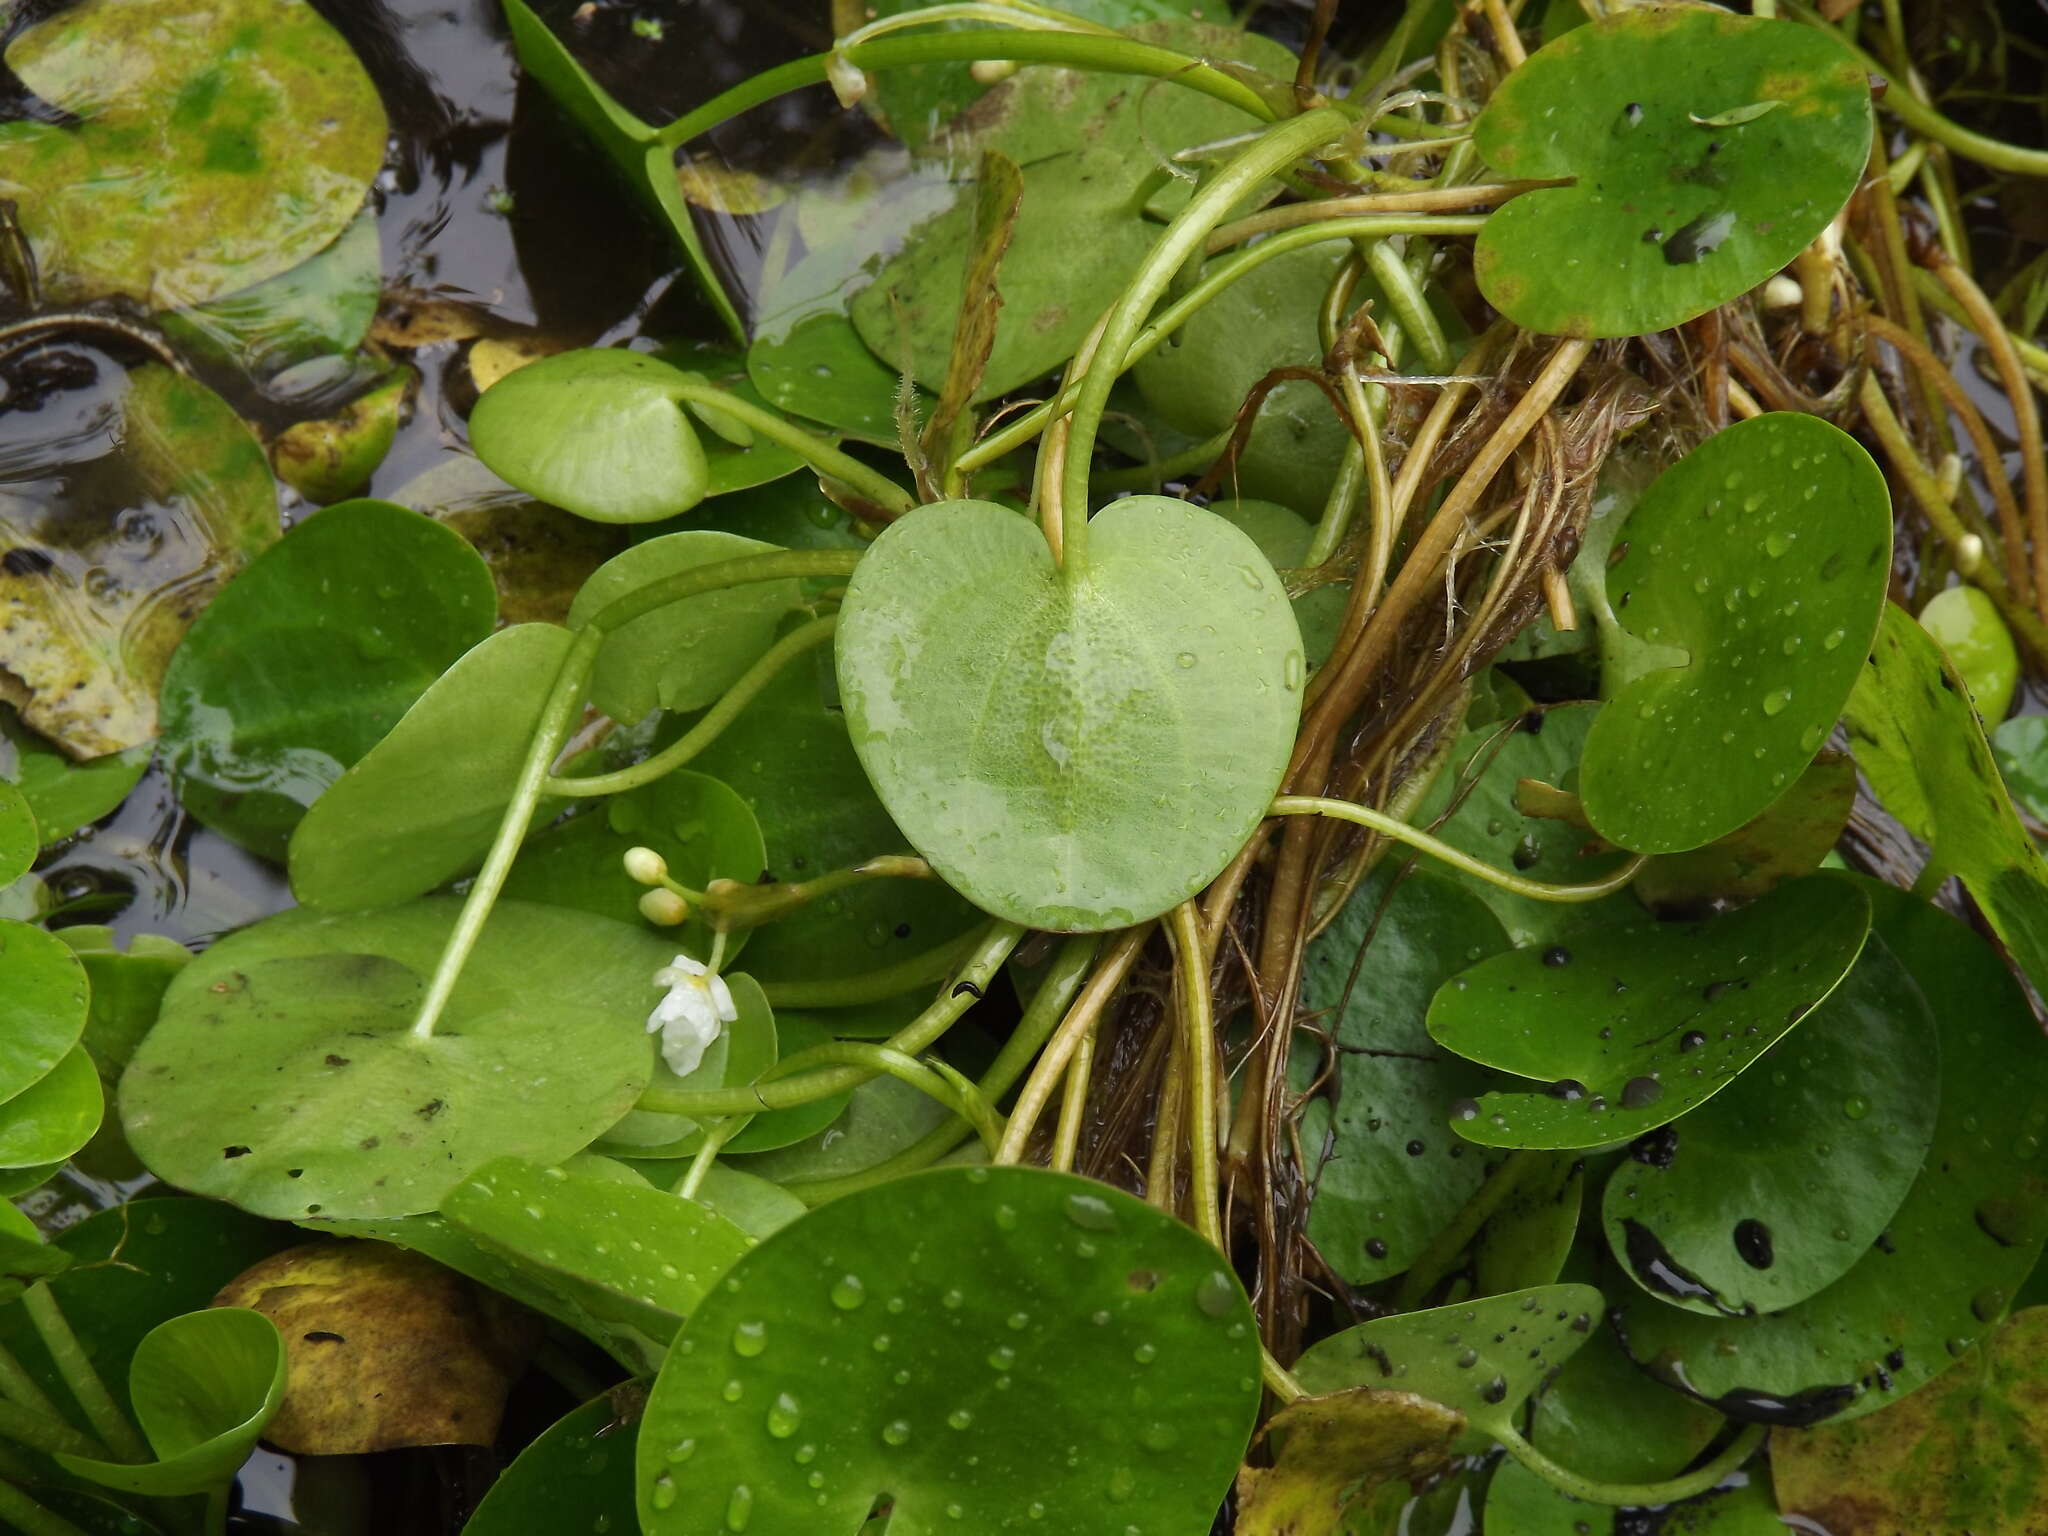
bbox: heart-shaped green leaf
[0,922,86,1102]
[730,1074,952,1187]
[56,1308,285,1497]
[0,0,386,307]
[1472,9,1871,337]
[636,1166,1260,1534]
[1602,933,1938,1316]
[62,928,189,1179]
[1213,500,1349,668]
[0,1046,102,1168]
[463,1392,644,1536]
[160,498,498,860]
[471,350,709,524]
[1580,413,1892,854]
[1408,702,1636,945]
[566,531,804,723]
[677,653,982,984]
[657,346,816,497]
[120,898,669,1220]
[1772,1306,2048,1536]
[836,496,1303,929]
[747,314,914,448]
[500,0,740,342]
[1429,875,1871,1150]
[288,623,571,910]
[1298,869,1510,1286]
[444,1157,752,1362]
[1611,881,2048,1426]
[1847,603,2048,999]
[1292,1284,1605,1454]
[0,708,149,845]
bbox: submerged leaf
[0,0,386,307]
[0,365,278,758]
[635,1166,1260,1534]
[836,497,1303,929]
[213,1241,530,1454]
[1472,9,1870,336]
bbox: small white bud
[825,52,868,108]
[1761,275,1802,309]
[970,59,1021,85]
[624,846,668,885]
[1956,533,1985,578]
[639,888,689,927]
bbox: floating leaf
[471,350,709,525]
[747,314,917,448]
[1612,882,2048,1426]
[1603,935,1937,1316]
[656,346,814,497]
[1633,752,1856,912]
[463,1391,644,1536]
[1772,1306,2048,1535]
[0,781,33,888]
[444,1157,752,1362]
[678,653,981,984]
[1428,875,1870,1150]
[0,1046,103,1168]
[501,0,742,342]
[1846,603,2048,996]
[1580,413,1892,854]
[1213,499,1349,667]
[1488,1462,1784,1535]
[837,496,1303,929]
[730,1074,952,1187]
[0,0,386,306]
[121,898,668,1220]
[0,708,150,844]
[288,623,570,910]
[1298,870,1510,1287]
[1235,1389,1462,1536]
[1408,702,1635,945]
[635,1166,1260,1534]
[1471,9,1870,336]
[683,1165,809,1241]
[1293,1284,1605,1454]
[159,499,497,862]
[721,1011,854,1155]
[1469,1153,1585,1298]
[61,927,189,1179]
[272,371,409,506]
[55,1308,285,1498]
[566,531,803,724]
[0,364,278,758]
[213,1240,532,1454]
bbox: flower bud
[639,888,689,927]
[624,846,668,885]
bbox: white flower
[646,955,738,1078]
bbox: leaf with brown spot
[1235,1389,1462,1536]
[213,1239,537,1454]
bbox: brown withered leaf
[215,1239,537,1454]
[1235,1388,1462,1536]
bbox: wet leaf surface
[0,0,387,306]
[1580,413,1892,855]
[159,499,497,862]
[1293,1284,1604,1454]
[1298,869,1510,1287]
[1472,8,1870,336]
[271,371,409,506]
[0,1044,102,1168]
[1773,1306,2048,1536]
[1214,499,1349,668]
[1920,583,2019,722]
[1612,882,2048,1426]
[213,1240,527,1454]
[747,313,920,449]
[1429,875,1870,1151]
[1235,1388,1462,1536]
[121,898,667,1219]
[287,623,570,911]
[1601,934,1937,1317]
[730,1073,953,1187]
[1634,752,1856,912]
[462,1390,644,1536]
[837,496,1303,929]
[1847,602,2048,998]
[0,707,150,844]
[0,364,278,758]
[635,1166,1260,1534]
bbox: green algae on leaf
[0,0,386,307]
[1580,413,1892,855]
[836,497,1303,930]
[1472,8,1871,337]
[636,1166,1260,1535]
[1428,875,1870,1151]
